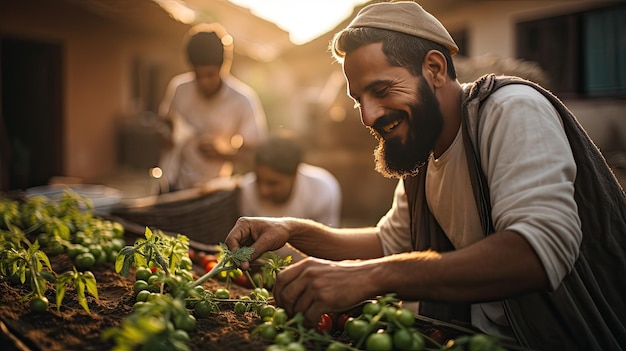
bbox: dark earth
[0,246,271,351]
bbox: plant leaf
[75,278,90,314]
[83,273,99,300]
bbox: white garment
[158,73,268,189]
[238,163,342,227]
[376,84,581,338]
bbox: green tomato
[148,275,161,285]
[234,301,247,314]
[365,332,393,351]
[135,267,153,282]
[135,290,151,302]
[345,318,369,341]
[74,252,96,270]
[67,244,89,258]
[259,305,276,320]
[30,296,49,312]
[88,244,103,260]
[274,331,294,346]
[214,288,230,299]
[362,301,381,316]
[410,331,426,351]
[252,287,270,299]
[194,300,212,318]
[285,342,306,351]
[111,238,126,251]
[393,328,414,351]
[257,321,277,340]
[271,308,288,326]
[170,329,190,343]
[174,314,197,332]
[46,241,65,256]
[395,308,415,327]
[133,280,150,294]
[111,222,124,237]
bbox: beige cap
[347,1,459,55]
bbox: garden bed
[0,250,269,351]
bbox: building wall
[0,0,191,182]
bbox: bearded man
[225,2,626,350]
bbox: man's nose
[359,99,384,127]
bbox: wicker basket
[111,184,240,246]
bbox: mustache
[370,110,408,137]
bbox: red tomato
[205,261,218,273]
[195,250,206,264]
[336,313,351,331]
[316,313,333,335]
[200,254,218,268]
[232,272,253,289]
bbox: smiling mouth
[381,118,402,134]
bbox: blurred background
[1,0,625,227]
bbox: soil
[0,251,271,351]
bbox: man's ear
[422,50,448,88]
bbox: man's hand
[273,257,378,326]
[224,217,292,270]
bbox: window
[516,4,626,98]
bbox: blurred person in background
[225,2,626,350]
[238,131,342,261]
[158,23,268,191]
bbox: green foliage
[0,190,118,314]
[56,268,98,314]
[259,252,292,289]
[256,294,509,351]
[115,227,190,278]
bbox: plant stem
[190,261,230,287]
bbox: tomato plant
[255,294,508,351]
[0,190,122,315]
[56,268,98,314]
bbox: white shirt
[158,73,268,189]
[376,84,581,338]
[238,163,342,227]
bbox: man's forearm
[286,219,384,260]
[371,230,550,302]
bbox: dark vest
[403,74,626,350]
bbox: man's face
[194,65,222,98]
[255,164,296,205]
[343,42,444,178]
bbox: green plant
[115,226,191,280]
[255,294,509,351]
[0,240,55,312]
[55,268,98,314]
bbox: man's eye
[374,87,388,97]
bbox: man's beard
[369,77,444,179]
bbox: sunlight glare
[228,0,369,44]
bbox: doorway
[1,37,64,191]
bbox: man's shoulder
[298,164,340,189]
[168,72,196,87]
[222,75,260,100]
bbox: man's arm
[224,217,383,270]
[375,230,549,302]
[273,229,549,324]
